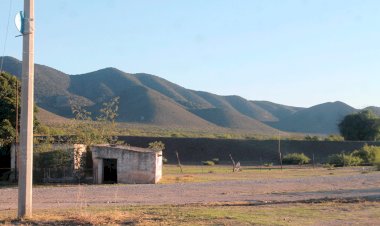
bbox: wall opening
[103,158,117,184]
[0,145,11,181]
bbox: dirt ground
[1,167,379,211]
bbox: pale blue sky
[0,0,379,108]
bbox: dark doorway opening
[0,145,11,181]
[103,159,117,184]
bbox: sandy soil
[1,171,379,211]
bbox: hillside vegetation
[1,56,378,135]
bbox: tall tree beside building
[0,72,19,146]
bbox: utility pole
[18,0,34,218]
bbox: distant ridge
[1,56,378,135]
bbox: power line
[0,0,13,73]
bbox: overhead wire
[0,0,13,73]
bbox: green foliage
[374,149,380,171]
[324,135,344,141]
[0,72,41,146]
[351,144,379,165]
[339,110,380,141]
[148,141,165,152]
[0,72,19,146]
[202,161,215,166]
[0,119,15,146]
[97,97,119,123]
[304,135,321,141]
[212,158,220,164]
[71,104,91,121]
[282,153,311,165]
[327,153,363,167]
[34,149,72,169]
[69,97,120,145]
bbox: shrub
[372,148,380,171]
[148,141,165,152]
[324,135,344,141]
[202,161,215,166]
[374,154,380,171]
[282,153,310,165]
[211,158,220,164]
[352,144,379,165]
[327,153,363,167]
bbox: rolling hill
[267,101,357,134]
[1,56,378,135]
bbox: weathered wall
[91,145,162,184]
[118,136,380,164]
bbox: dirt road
[1,171,379,210]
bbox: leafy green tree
[339,110,380,141]
[70,97,120,145]
[0,72,19,146]
[97,97,119,123]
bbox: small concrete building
[91,145,162,184]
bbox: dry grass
[1,200,379,225]
[159,164,371,184]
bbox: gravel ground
[1,172,379,210]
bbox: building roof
[92,144,158,153]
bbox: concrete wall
[118,136,380,163]
[91,145,162,184]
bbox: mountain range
[1,56,378,135]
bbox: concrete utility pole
[18,0,34,218]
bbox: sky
[0,0,379,109]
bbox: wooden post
[18,0,34,218]
[229,154,236,172]
[175,151,183,173]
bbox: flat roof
[92,144,157,153]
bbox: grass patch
[1,201,379,225]
[159,165,370,184]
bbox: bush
[148,141,165,152]
[352,144,379,165]
[327,153,363,167]
[211,158,220,164]
[375,154,380,171]
[324,135,344,141]
[282,153,310,165]
[202,161,215,166]
[372,148,380,171]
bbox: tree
[0,72,19,146]
[69,97,120,145]
[339,110,380,141]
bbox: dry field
[1,165,379,225]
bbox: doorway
[103,159,117,184]
[0,145,11,181]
